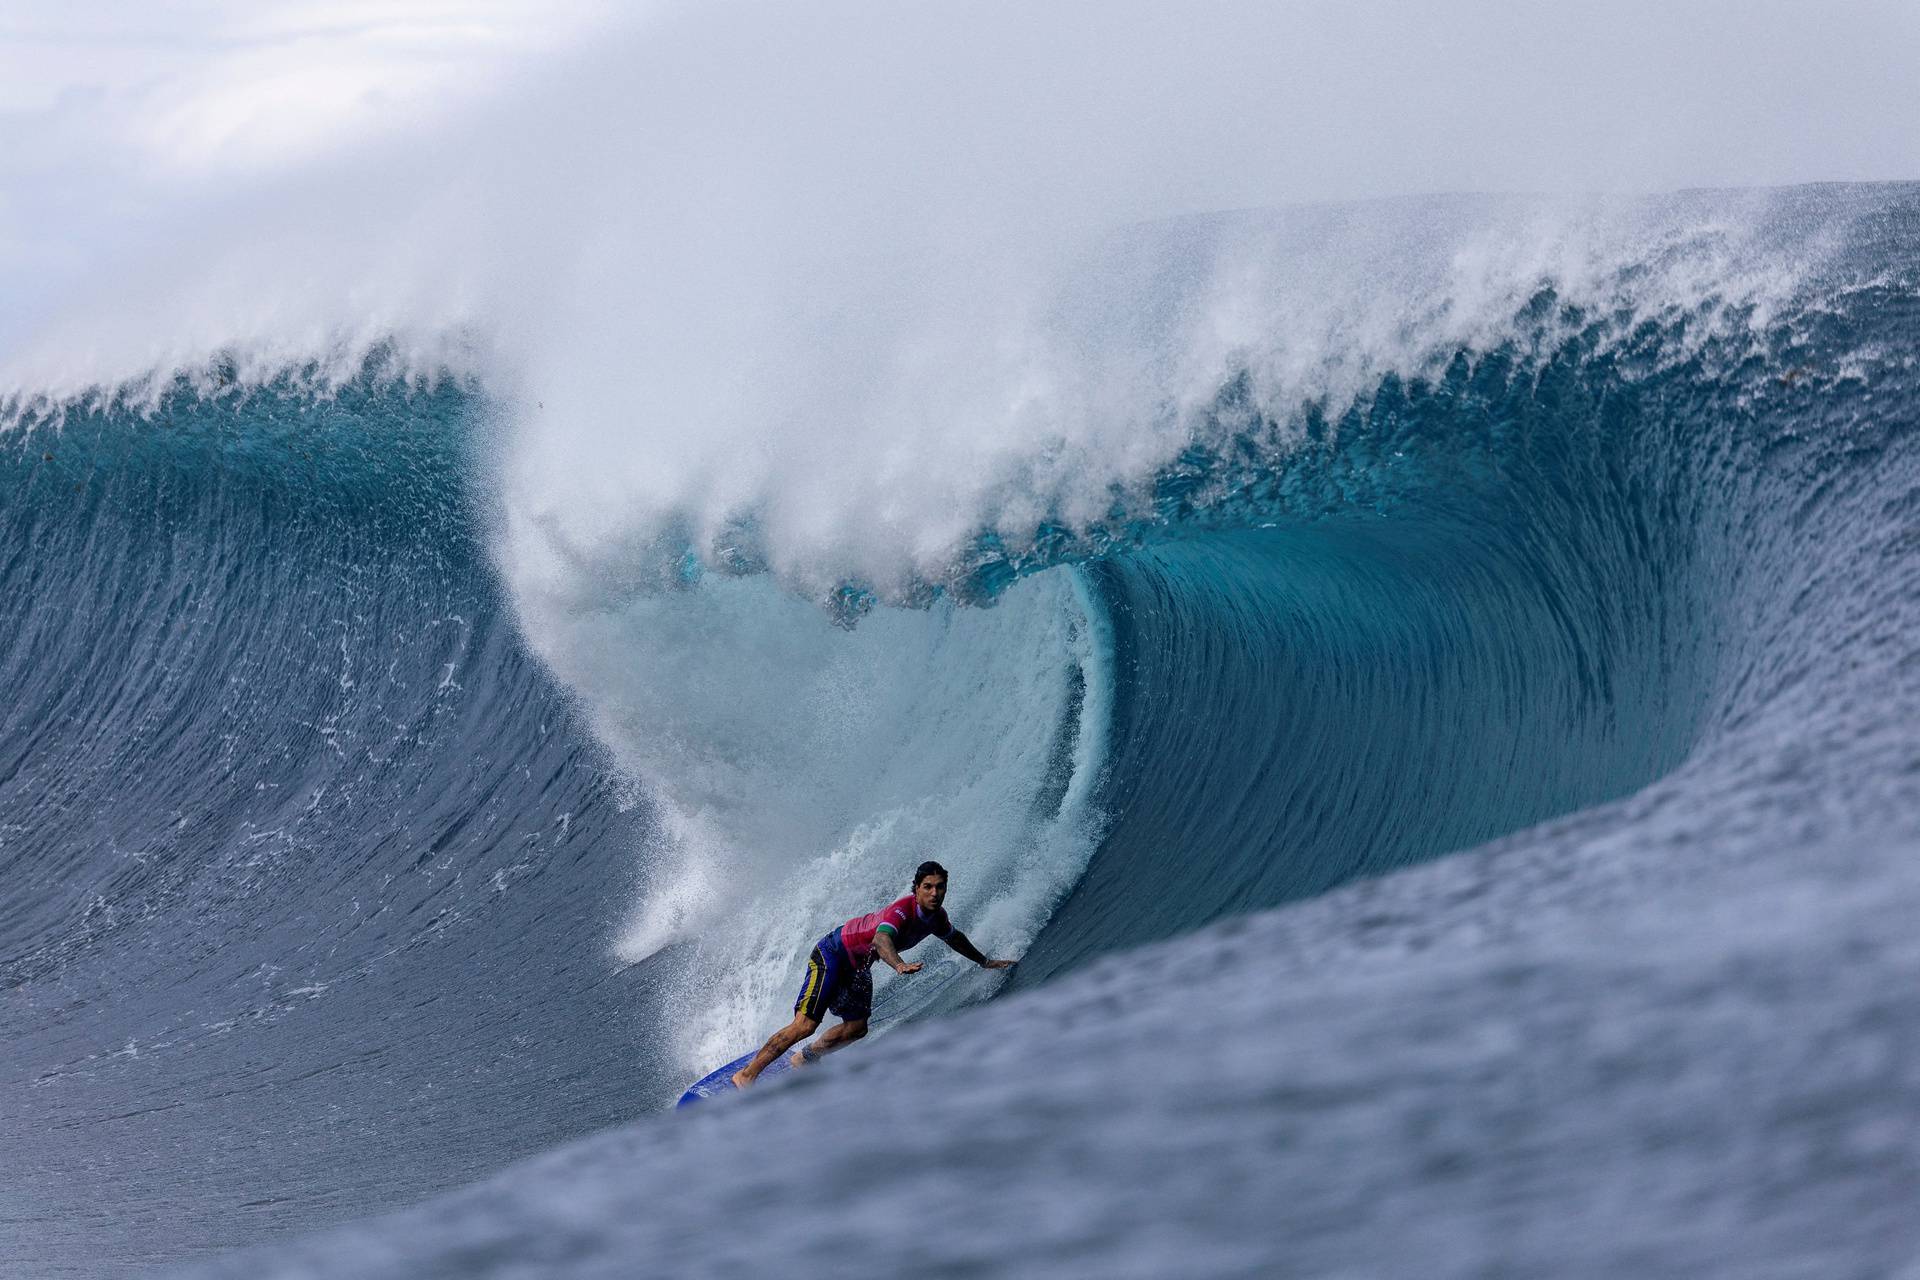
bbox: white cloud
[0,0,615,176]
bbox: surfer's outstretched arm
[943,929,1016,970]
[874,930,922,974]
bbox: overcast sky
[0,2,609,172]
[3,1,1916,194]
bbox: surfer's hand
[981,958,1016,970]
[897,961,923,974]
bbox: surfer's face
[915,874,947,911]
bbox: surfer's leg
[793,963,873,1067]
[809,1018,868,1056]
[732,1012,819,1088]
[736,941,840,1087]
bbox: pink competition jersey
[838,894,952,965]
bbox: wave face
[6,183,1920,1275]
[0,389,673,1273]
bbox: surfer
[730,861,1016,1089]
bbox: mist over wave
[0,2,1881,602]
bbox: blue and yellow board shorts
[795,929,873,1023]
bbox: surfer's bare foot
[788,1047,810,1070]
[730,1069,752,1090]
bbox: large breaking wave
[5,183,1920,1275]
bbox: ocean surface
[5,183,1920,1276]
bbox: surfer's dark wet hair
[914,861,948,887]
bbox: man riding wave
[731,861,1016,1089]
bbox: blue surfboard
[676,960,973,1107]
[675,1044,796,1106]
